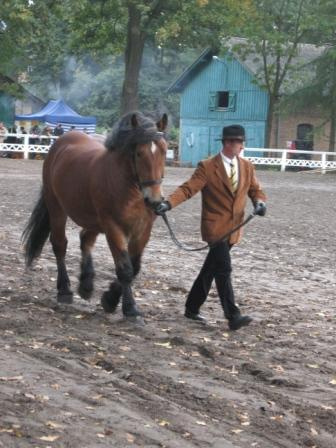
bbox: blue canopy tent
[15,99,96,133]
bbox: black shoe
[184,309,207,323]
[228,315,252,331]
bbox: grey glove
[154,200,171,215]
[254,200,266,216]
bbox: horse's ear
[131,113,138,128]
[156,113,168,132]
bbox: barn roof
[168,38,326,94]
[167,48,213,93]
[0,73,44,104]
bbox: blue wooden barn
[168,48,268,166]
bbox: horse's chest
[127,215,150,238]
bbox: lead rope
[160,211,256,252]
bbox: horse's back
[45,131,104,172]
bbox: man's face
[223,138,245,158]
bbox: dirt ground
[0,159,335,448]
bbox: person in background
[154,125,267,331]
[41,126,53,145]
[0,122,8,158]
[29,124,41,159]
[53,123,64,136]
[6,124,18,143]
[29,124,41,145]
[0,122,8,144]
[3,125,18,157]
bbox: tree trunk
[329,60,336,152]
[265,95,276,148]
[329,105,336,152]
[120,3,146,114]
[274,98,281,149]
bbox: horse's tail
[22,189,50,267]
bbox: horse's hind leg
[78,229,97,300]
[49,208,73,304]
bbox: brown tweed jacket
[168,153,267,245]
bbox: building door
[296,123,314,158]
[181,125,209,166]
[297,123,313,141]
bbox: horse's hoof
[124,315,145,326]
[109,281,122,300]
[101,291,119,313]
[78,283,93,301]
[57,292,73,304]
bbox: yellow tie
[230,162,238,193]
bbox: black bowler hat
[220,124,245,141]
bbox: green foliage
[23,0,76,96]
[233,0,318,94]
[0,0,33,84]
[4,0,335,148]
[62,46,197,129]
[228,0,323,146]
[66,0,249,113]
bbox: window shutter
[208,92,217,110]
[228,92,236,111]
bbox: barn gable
[168,48,268,166]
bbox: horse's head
[106,111,168,206]
[132,113,168,206]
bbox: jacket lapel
[214,153,234,196]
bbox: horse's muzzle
[144,197,164,208]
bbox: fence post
[281,150,287,172]
[23,134,29,159]
[321,152,327,174]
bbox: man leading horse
[155,125,267,331]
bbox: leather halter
[139,178,162,187]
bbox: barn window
[218,91,229,108]
[209,91,236,111]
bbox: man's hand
[254,200,266,216]
[154,200,171,216]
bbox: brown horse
[22,112,168,321]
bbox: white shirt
[220,152,239,181]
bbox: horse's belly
[67,208,102,232]
[51,167,101,231]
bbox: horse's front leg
[100,252,142,314]
[102,227,141,319]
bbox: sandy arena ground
[0,159,335,448]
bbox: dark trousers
[185,241,240,320]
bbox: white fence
[1,134,336,173]
[243,148,336,173]
[0,133,55,159]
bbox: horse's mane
[105,111,161,152]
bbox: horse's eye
[136,152,141,157]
